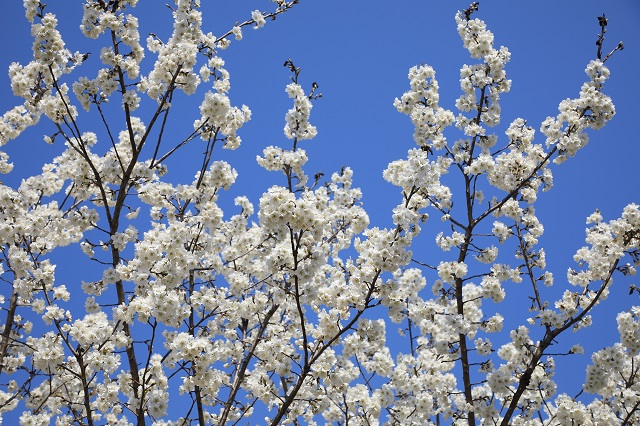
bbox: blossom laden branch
[0,1,637,425]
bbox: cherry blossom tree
[0,1,638,425]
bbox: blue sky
[0,0,639,422]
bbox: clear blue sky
[0,0,638,422]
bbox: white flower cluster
[569,204,639,289]
[437,261,468,283]
[393,65,455,150]
[455,10,511,131]
[0,2,636,425]
[0,9,81,145]
[555,308,640,424]
[257,146,309,187]
[197,91,251,148]
[284,83,318,140]
[145,0,206,98]
[487,119,549,197]
[380,5,635,425]
[251,10,267,29]
[542,59,616,164]
[384,149,452,206]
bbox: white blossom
[0,3,634,425]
